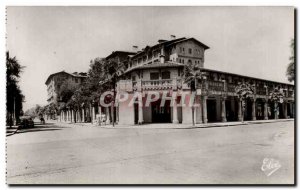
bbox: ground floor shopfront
[116,90,295,125]
[58,89,295,125]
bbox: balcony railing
[118,79,294,100]
[227,84,235,93]
[256,88,266,95]
[208,81,225,92]
[142,79,173,90]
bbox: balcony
[208,81,225,92]
[256,88,266,96]
[118,79,182,92]
[227,84,236,93]
[141,79,173,90]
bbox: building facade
[113,36,294,125]
[55,36,295,125]
[45,71,87,105]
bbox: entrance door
[256,100,264,120]
[151,99,171,123]
[278,103,284,119]
[245,98,252,121]
[134,103,138,124]
[207,99,217,122]
[225,99,234,121]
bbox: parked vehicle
[18,116,34,129]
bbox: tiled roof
[166,37,210,49]
[45,71,87,85]
[106,51,136,60]
[130,37,187,59]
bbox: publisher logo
[261,158,281,176]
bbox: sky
[6,6,294,111]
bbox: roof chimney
[170,35,176,40]
[132,45,138,52]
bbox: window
[188,59,192,64]
[150,73,159,80]
[132,76,136,81]
[189,48,192,54]
[140,71,143,79]
[75,78,78,83]
[182,59,184,64]
[161,71,171,79]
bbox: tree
[235,82,254,122]
[269,87,284,119]
[58,80,78,103]
[24,107,36,117]
[286,39,295,82]
[6,51,24,127]
[35,104,46,118]
[182,61,205,126]
[100,57,125,127]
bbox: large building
[55,36,294,125]
[45,71,87,105]
[113,36,295,125]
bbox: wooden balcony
[141,79,173,90]
[256,88,266,96]
[118,79,294,101]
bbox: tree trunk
[192,106,195,126]
[241,100,245,123]
[111,103,115,127]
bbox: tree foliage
[182,61,205,125]
[6,51,24,126]
[235,82,254,122]
[235,82,254,101]
[269,87,284,103]
[286,39,295,82]
[182,61,204,91]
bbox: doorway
[207,99,217,122]
[151,99,171,123]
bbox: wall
[118,93,135,125]
[143,106,152,123]
[169,40,205,67]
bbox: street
[7,121,294,184]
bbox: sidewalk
[6,126,19,136]
[56,118,294,129]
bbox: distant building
[45,71,87,105]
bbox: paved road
[7,121,294,184]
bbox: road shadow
[6,122,69,137]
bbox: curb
[55,119,294,129]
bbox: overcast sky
[6,6,294,111]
